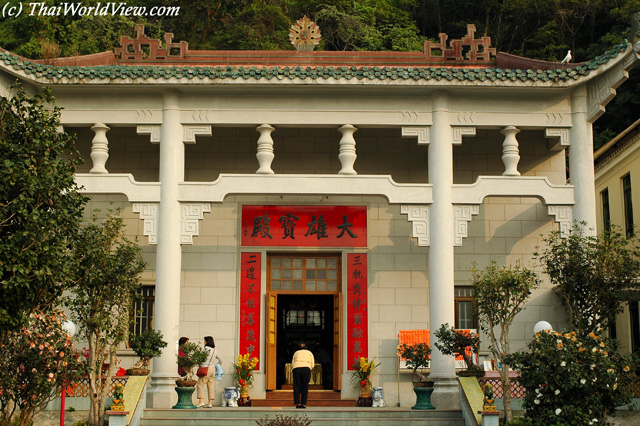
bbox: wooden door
[266,291,277,390]
[333,292,342,390]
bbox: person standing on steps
[292,341,315,409]
[178,336,189,376]
[196,336,223,408]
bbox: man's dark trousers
[293,367,312,406]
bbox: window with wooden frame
[454,286,476,330]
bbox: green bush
[72,421,90,426]
[129,328,167,367]
[256,414,312,426]
[504,417,532,426]
[504,330,636,426]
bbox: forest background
[1,0,639,147]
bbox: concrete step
[140,407,465,426]
[251,389,355,407]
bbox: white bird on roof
[560,50,572,64]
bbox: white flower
[560,361,566,367]
[556,408,562,415]
[534,399,540,405]
[580,379,586,385]
[555,389,560,395]
[535,388,541,394]
[592,419,598,423]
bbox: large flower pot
[412,382,435,410]
[172,386,197,409]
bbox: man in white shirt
[291,341,315,408]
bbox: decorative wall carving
[132,203,158,244]
[453,205,479,246]
[183,124,212,144]
[545,128,571,151]
[137,124,161,143]
[547,205,573,237]
[401,126,430,145]
[452,126,476,145]
[587,63,629,122]
[401,205,429,246]
[181,203,211,244]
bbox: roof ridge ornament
[115,24,189,61]
[289,15,321,51]
[423,24,496,64]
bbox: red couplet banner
[239,252,261,369]
[241,205,367,247]
[346,253,368,370]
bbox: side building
[595,118,640,354]
[1,21,638,408]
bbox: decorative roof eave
[0,41,634,88]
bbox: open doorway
[265,254,342,391]
[276,294,334,390]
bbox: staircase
[140,407,466,426]
[252,389,355,407]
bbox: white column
[89,123,110,174]
[338,124,358,174]
[147,90,184,408]
[569,85,597,234]
[428,92,459,409]
[256,124,275,174]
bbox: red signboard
[240,252,261,368]
[241,205,367,247]
[347,253,368,370]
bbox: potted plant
[434,323,483,376]
[232,353,259,397]
[127,329,167,375]
[350,357,380,406]
[176,342,209,386]
[397,342,434,410]
[173,341,210,410]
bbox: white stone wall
[76,126,569,405]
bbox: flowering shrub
[504,330,636,426]
[434,323,480,371]
[397,342,431,382]
[177,342,209,380]
[349,357,380,389]
[0,310,87,426]
[232,353,259,389]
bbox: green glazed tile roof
[0,41,628,84]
